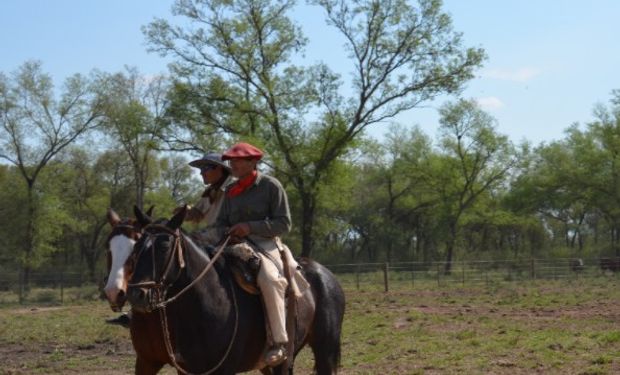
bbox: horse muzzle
[104,286,127,312]
[127,285,156,313]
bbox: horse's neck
[169,235,233,324]
[179,234,226,293]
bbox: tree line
[1,0,619,284]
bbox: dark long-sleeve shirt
[215,173,291,240]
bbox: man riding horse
[214,142,292,367]
[108,142,296,368]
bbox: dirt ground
[2,284,620,374]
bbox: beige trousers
[256,247,289,344]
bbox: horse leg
[135,356,164,375]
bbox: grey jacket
[215,173,291,243]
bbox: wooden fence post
[383,263,389,292]
[18,270,24,305]
[60,270,64,304]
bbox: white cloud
[482,67,541,82]
[475,96,505,110]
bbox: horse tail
[302,258,345,374]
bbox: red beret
[222,142,264,160]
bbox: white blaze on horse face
[104,234,136,306]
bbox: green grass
[1,278,620,374]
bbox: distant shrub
[34,289,58,303]
[68,285,100,302]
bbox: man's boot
[105,312,131,328]
[265,343,288,367]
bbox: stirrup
[265,344,288,367]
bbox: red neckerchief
[227,170,257,198]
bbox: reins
[128,225,238,375]
[157,234,231,309]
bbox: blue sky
[1,0,619,146]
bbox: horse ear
[168,205,187,230]
[146,205,155,217]
[134,205,152,227]
[107,208,121,227]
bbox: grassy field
[1,278,619,374]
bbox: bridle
[127,223,236,375]
[127,224,186,307]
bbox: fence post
[462,261,465,285]
[355,265,360,291]
[436,262,441,287]
[383,263,389,292]
[60,270,64,304]
[530,259,536,279]
[411,263,415,288]
[18,269,24,305]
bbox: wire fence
[0,271,104,305]
[0,258,617,304]
[324,257,617,292]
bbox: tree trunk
[444,224,457,275]
[616,224,620,257]
[299,193,315,258]
[23,182,36,288]
[444,240,454,275]
[85,221,106,281]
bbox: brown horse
[126,206,345,374]
[104,207,180,374]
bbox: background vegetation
[1,0,620,291]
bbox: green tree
[562,91,620,256]
[434,99,516,273]
[144,0,485,256]
[0,165,28,272]
[97,67,170,209]
[0,61,104,286]
[45,148,111,280]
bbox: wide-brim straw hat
[188,153,231,171]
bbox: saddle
[224,242,261,295]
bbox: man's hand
[228,223,251,237]
[172,205,192,215]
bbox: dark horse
[125,206,345,374]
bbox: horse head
[127,205,189,313]
[103,206,152,312]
